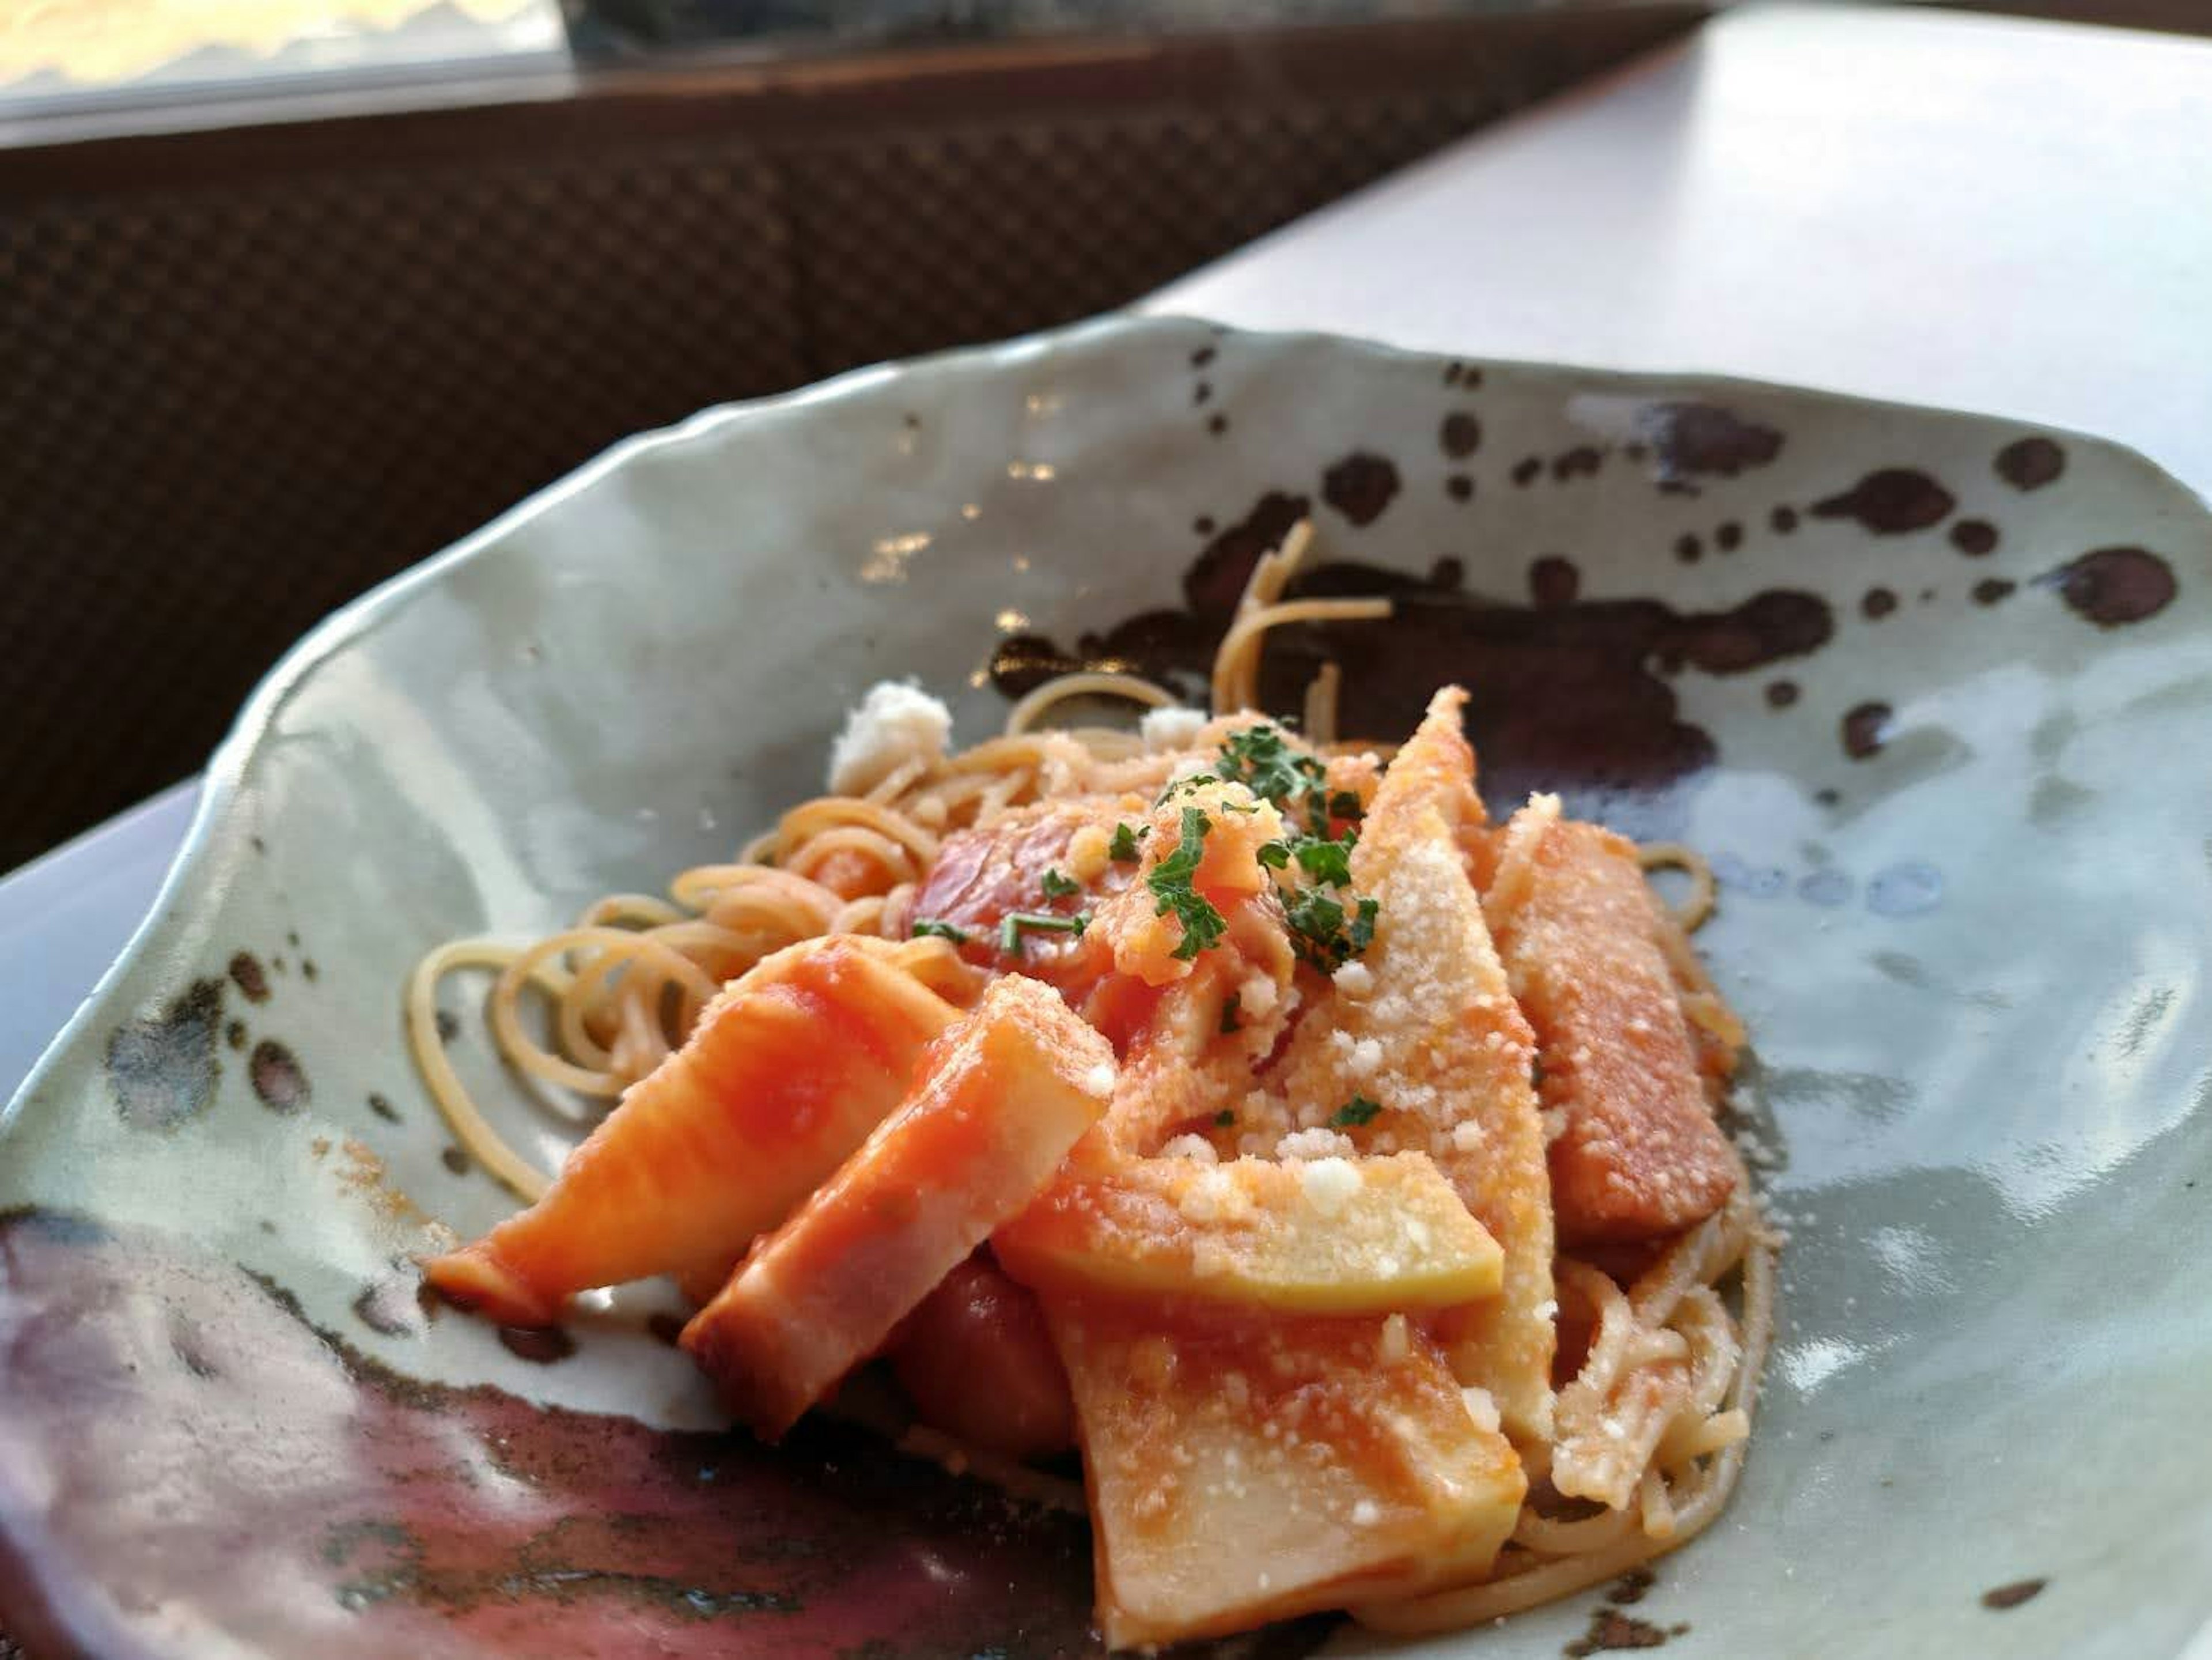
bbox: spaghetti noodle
[408,520,1772,1642]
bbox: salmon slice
[683,974,1112,1440]
[423,937,960,1326]
[1483,796,1737,1244]
[995,1151,1502,1315]
[888,1253,1075,1458]
[1265,686,1558,1445]
[1045,1290,1525,1648]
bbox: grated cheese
[1298,1156,1362,1219]
[1460,1386,1501,1434]
[1140,705,1209,750]
[825,679,953,793]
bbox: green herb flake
[1215,1109,1236,1128]
[1109,823,1144,863]
[1291,834,1354,887]
[911,918,971,945]
[1256,840,1291,871]
[1215,724,1326,807]
[1146,806,1228,961]
[1329,790,1365,824]
[999,912,1089,955]
[1330,1095,1383,1128]
[1040,868,1081,901]
[1349,897,1379,955]
[1219,993,1242,1035]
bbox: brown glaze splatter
[1949,519,1998,556]
[1673,534,1702,565]
[1529,556,1581,608]
[1766,680,1800,709]
[1771,505,1799,534]
[1842,701,1893,760]
[1320,452,1400,527]
[1982,1578,2048,1610]
[1551,445,1603,482]
[1974,578,2016,606]
[353,1272,428,1338]
[1637,402,1784,482]
[434,1010,460,1043]
[1192,515,1215,536]
[1608,1566,1656,1605]
[1861,587,1899,621]
[1811,469,1956,535]
[647,1313,688,1348]
[1446,474,1474,502]
[367,1093,401,1123]
[1190,345,1215,368]
[105,979,225,1132]
[1511,457,1542,486]
[1714,521,1743,553]
[0,1208,1119,1659]
[229,952,270,1004]
[1996,437,2065,490]
[1194,382,1213,406]
[249,1040,309,1114]
[1566,1608,1671,1655]
[302,961,319,983]
[441,1147,471,1176]
[994,497,1835,840]
[2041,547,2176,626]
[1440,411,1482,459]
[1205,413,1228,437]
[225,1019,248,1052]
[498,1325,578,1365]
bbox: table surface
[6,0,2210,1109]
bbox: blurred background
[0,0,2198,869]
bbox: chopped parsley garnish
[911,918,971,945]
[1348,895,1379,955]
[1040,868,1081,901]
[1215,1109,1236,1128]
[1283,888,1378,972]
[1108,822,1145,863]
[1291,833,1354,887]
[1329,790,1365,825]
[998,912,1088,955]
[1219,992,1242,1035]
[1330,1095,1382,1128]
[1156,773,1219,805]
[1216,724,1325,811]
[1256,840,1290,871]
[1146,806,1227,961]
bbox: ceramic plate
[3,316,2207,1660]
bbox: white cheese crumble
[1139,705,1209,750]
[1298,1156,1362,1219]
[1351,1499,1381,1527]
[1450,1120,1484,1154]
[1460,1386,1501,1434]
[1378,1313,1410,1364]
[825,679,952,793]
[1276,1127,1355,1162]
[1238,972,1279,1018]
[1082,1061,1117,1099]
[1332,961,1375,999]
[1158,1133,1220,1166]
